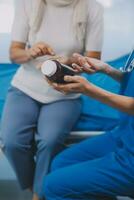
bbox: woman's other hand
[27,42,55,59]
[10,41,55,64]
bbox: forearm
[85,84,134,115]
[10,47,32,64]
[103,64,124,83]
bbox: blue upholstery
[0,54,129,131]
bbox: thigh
[51,132,118,171]
[36,99,82,147]
[1,87,40,146]
[44,152,134,200]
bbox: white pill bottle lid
[41,60,57,77]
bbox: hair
[29,0,88,44]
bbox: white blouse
[11,0,104,103]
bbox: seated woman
[1,0,103,200]
[43,50,134,200]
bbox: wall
[0,0,134,63]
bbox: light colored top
[11,0,104,103]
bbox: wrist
[101,64,113,74]
[84,82,94,95]
[25,49,34,62]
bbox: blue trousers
[43,132,134,200]
[1,86,82,198]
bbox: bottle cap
[41,60,57,77]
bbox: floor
[0,181,32,200]
[0,151,133,200]
[0,180,133,200]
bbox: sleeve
[11,0,30,43]
[84,1,104,52]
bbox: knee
[2,137,21,156]
[1,127,21,155]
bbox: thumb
[47,46,55,55]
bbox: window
[100,0,134,60]
[0,0,15,33]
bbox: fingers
[73,53,99,74]
[45,77,54,86]
[46,75,88,94]
[29,49,41,58]
[47,46,55,56]
[86,57,103,68]
[36,62,43,69]
[73,53,93,71]
[72,63,83,73]
[30,47,44,58]
[30,42,55,59]
[52,82,79,94]
[64,75,83,83]
[40,43,55,55]
[73,53,83,59]
[33,47,43,57]
[72,60,95,74]
[73,53,87,66]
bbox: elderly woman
[43,50,134,200]
[1,0,103,200]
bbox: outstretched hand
[50,75,90,94]
[72,53,109,74]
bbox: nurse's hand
[27,42,55,59]
[52,55,82,70]
[51,76,90,94]
[72,53,109,74]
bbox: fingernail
[84,63,90,68]
[72,64,76,67]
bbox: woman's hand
[72,53,109,74]
[50,75,91,94]
[27,42,55,59]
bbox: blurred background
[0,0,134,199]
[0,0,133,63]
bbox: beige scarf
[30,0,88,44]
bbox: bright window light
[0,1,15,33]
[97,0,113,8]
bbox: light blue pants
[43,132,134,200]
[1,86,82,198]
